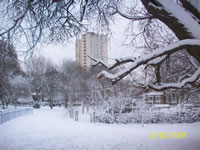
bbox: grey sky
[35,16,141,65]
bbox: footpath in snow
[0,107,200,150]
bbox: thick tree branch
[97,39,200,84]
[141,0,200,62]
[180,0,200,21]
[89,55,137,70]
[147,55,168,66]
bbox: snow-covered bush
[96,113,115,124]
[96,106,200,124]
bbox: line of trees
[0,45,140,110]
[24,55,140,109]
[0,39,198,110]
[0,40,24,108]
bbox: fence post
[90,112,96,123]
[93,112,96,123]
[90,113,92,123]
[69,109,74,118]
[82,105,84,114]
[75,111,79,121]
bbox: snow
[93,58,109,67]
[148,55,167,65]
[88,55,110,68]
[0,107,200,150]
[32,92,36,95]
[154,104,170,108]
[0,106,32,113]
[158,0,200,38]
[146,92,164,96]
[98,70,117,79]
[189,0,200,13]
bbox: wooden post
[90,113,94,123]
[82,105,84,114]
[90,112,95,123]
[69,109,71,118]
[69,109,74,118]
[90,113,92,123]
[75,111,79,121]
[93,112,96,123]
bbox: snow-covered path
[0,107,200,150]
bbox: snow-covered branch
[148,0,200,39]
[97,39,200,84]
[181,0,200,21]
[148,67,200,91]
[88,55,110,69]
[89,55,136,70]
[147,55,168,66]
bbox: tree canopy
[0,0,199,91]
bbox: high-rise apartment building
[76,32,108,70]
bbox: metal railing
[0,107,33,125]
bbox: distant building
[75,32,108,70]
[146,92,179,105]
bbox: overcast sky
[21,16,142,65]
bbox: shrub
[95,106,200,124]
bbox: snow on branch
[147,55,168,66]
[158,0,200,39]
[148,67,200,91]
[97,39,200,84]
[184,0,200,20]
[107,57,137,70]
[89,55,137,70]
[88,55,110,69]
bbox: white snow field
[0,107,200,150]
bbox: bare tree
[0,40,21,108]
[59,59,92,106]
[45,60,60,108]
[0,0,113,53]
[25,55,47,101]
[91,0,200,92]
[1,0,200,92]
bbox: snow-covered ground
[0,107,200,150]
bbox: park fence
[0,107,33,125]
